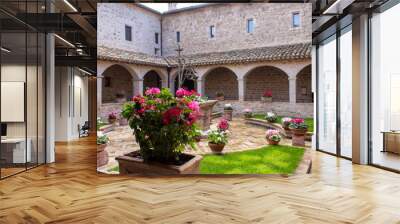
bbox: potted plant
[243,108,252,118]
[193,129,202,142]
[97,135,109,167]
[261,90,272,102]
[223,103,233,121]
[289,118,308,146]
[265,129,281,145]
[265,112,277,123]
[281,117,292,130]
[207,119,229,154]
[108,111,118,124]
[115,91,126,103]
[216,91,224,101]
[117,87,203,175]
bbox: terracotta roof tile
[98,43,311,67]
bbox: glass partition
[317,35,337,154]
[339,26,352,158]
[370,3,400,171]
[0,2,46,179]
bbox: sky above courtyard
[140,3,207,13]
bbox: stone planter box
[97,144,109,167]
[116,150,203,175]
[261,97,272,103]
[290,128,307,147]
[223,109,233,121]
[197,100,218,130]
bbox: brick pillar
[289,76,297,104]
[134,79,143,95]
[238,78,244,101]
[197,79,203,95]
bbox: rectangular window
[292,12,300,28]
[125,25,132,41]
[176,31,180,42]
[155,32,159,44]
[247,19,254,33]
[210,25,215,38]
[154,48,159,55]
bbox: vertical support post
[196,79,203,95]
[238,78,244,101]
[289,76,297,104]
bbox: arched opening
[204,67,238,100]
[101,64,134,103]
[244,66,289,101]
[296,65,313,103]
[173,70,197,93]
[143,70,162,92]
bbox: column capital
[288,76,297,81]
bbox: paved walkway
[97,118,311,174]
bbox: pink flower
[217,119,229,131]
[266,129,280,138]
[292,118,304,124]
[176,88,188,97]
[187,101,200,113]
[145,87,161,96]
[186,112,198,126]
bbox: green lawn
[200,145,305,174]
[252,114,314,133]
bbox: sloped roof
[98,43,311,67]
[98,46,169,67]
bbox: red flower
[292,118,304,124]
[162,107,182,125]
[263,90,272,97]
[217,118,229,131]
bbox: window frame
[292,12,301,28]
[176,31,180,43]
[209,25,215,38]
[125,25,132,41]
[155,32,159,44]
[246,18,254,33]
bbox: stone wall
[213,100,314,118]
[162,3,311,56]
[98,3,161,56]
[98,103,125,120]
[296,65,312,103]
[102,65,133,103]
[204,67,238,100]
[244,66,289,101]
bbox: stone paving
[97,118,311,174]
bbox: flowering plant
[263,90,272,98]
[266,129,281,142]
[265,112,277,123]
[97,135,109,145]
[108,111,118,120]
[217,119,229,131]
[224,103,233,110]
[121,88,200,162]
[243,108,252,118]
[281,117,292,128]
[207,130,228,144]
[289,118,308,130]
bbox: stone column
[97,77,102,107]
[133,79,143,95]
[289,76,297,104]
[197,79,203,95]
[238,78,245,101]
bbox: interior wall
[55,67,89,141]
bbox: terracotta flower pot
[194,136,202,142]
[208,142,225,154]
[267,138,280,145]
[97,144,109,167]
[116,150,203,175]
